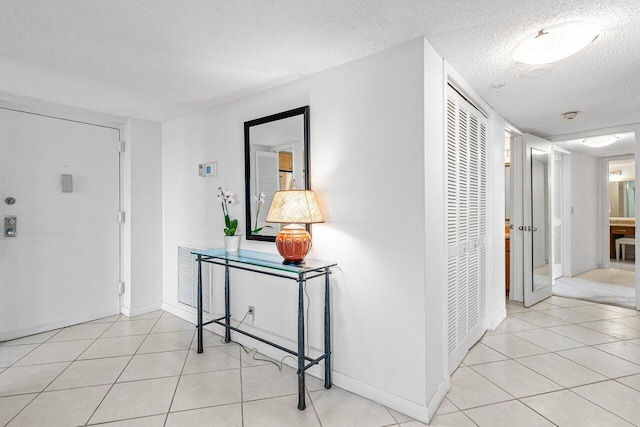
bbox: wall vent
[178,246,211,313]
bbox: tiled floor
[0,310,415,426]
[437,296,640,426]
[1,296,639,426]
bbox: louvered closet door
[446,89,488,373]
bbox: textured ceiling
[0,1,638,137]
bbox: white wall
[569,153,600,275]
[122,118,163,316]
[163,39,437,420]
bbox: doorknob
[518,226,525,231]
[532,226,538,232]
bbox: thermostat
[199,162,218,177]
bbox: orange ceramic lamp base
[275,224,312,265]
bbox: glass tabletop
[191,248,337,274]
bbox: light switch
[61,174,73,193]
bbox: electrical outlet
[248,305,255,320]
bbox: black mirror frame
[244,106,310,242]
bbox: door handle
[518,226,525,231]
[532,226,538,232]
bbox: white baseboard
[568,264,601,277]
[488,309,507,331]
[0,308,118,342]
[426,378,450,422]
[161,301,432,423]
[121,302,163,318]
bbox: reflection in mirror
[531,148,550,291]
[609,159,636,218]
[244,106,310,242]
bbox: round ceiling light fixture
[561,111,579,120]
[582,135,619,148]
[512,22,599,65]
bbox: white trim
[548,122,640,142]
[570,264,602,277]
[0,93,126,129]
[488,309,507,331]
[0,308,118,342]
[121,302,163,318]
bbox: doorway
[0,107,122,341]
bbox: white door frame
[507,127,524,302]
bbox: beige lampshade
[266,190,324,224]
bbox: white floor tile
[90,376,179,424]
[170,369,241,412]
[572,380,640,426]
[47,323,111,342]
[0,362,70,396]
[433,397,458,416]
[465,400,554,426]
[79,335,146,359]
[557,347,640,378]
[14,340,93,366]
[546,324,618,345]
[243,364,325,402]
[310,387,397,427]
[86,314,122,324]
[495,317,538,332]
[513,328,584,351]
[516,352,607,387]
[47,356,130,390]
[244,394,320,427]
[547,296,593,308]
[481,334,548,359]
[580,320,640,340]
[102,319,158,337]
[137,331,194,354]
[537,307,599,323]
[0,344,38,367]
[595,340,640,364]
[0,394,37,426]
[424,411,475,426]
[7,385,110,427]
[597,305,640,316]
[609,315,640,329]
[569,306,629,320]
[151,317,195,334]
[616,374,640,391]
[521,389,633,426]
[462,342,508,365]
[511,311,569,327]
[165,403,242,427]
[118,350,187,382]
[189,329,232,349]
[471,360,562,398]
[182,346,241,375]
[86,414,166,426]
[445,367,512,410]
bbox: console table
[191,248,337,410]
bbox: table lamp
[266,190,324,265]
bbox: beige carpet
[553,268,636,308]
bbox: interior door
[524,135,553,307]
[0,108,120,341]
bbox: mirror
[244,106,310,242]
[531,148,550,291]
[609,159,636,218]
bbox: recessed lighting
[582,135,619,148]
[512,22,599,65]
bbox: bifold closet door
[446,89,488,372]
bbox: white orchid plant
[217,187,238,236]
[251,192,273,235]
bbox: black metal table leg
[197,255,203,354]
[324,268,332,388]
[297,276,306,410]
[224,261,231,343]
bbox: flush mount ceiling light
[582,135,619,148]
[512,22,599,65]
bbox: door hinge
[118,281,125,295]
[118,211,125,224]
[118,140,125,153]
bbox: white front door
[0,108,121,340]
[524,134,554,307]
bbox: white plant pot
[224,235,241,252]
